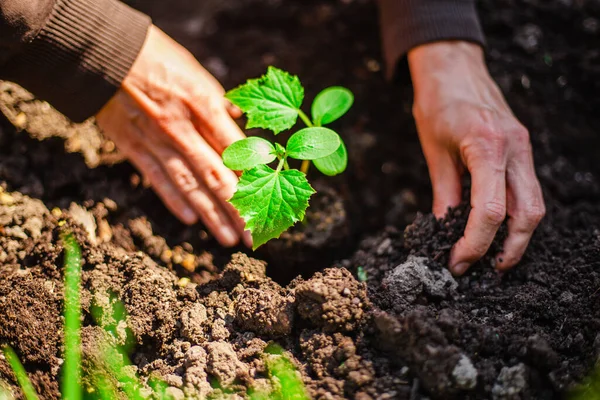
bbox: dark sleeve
[378,0,485,78]
[0,0,151,122]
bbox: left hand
[407,41,545,275]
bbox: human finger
[149,138,242,247]
[449,135,508,275]
[496,138,545,270]
[426,150,463,218]
[127,148,198,226]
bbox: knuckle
[512,125,530,143]
[481,200,506,225]
[174,172,199,193]
[203,168,235,199]
[523,203,546,225]
[462,127,508,165]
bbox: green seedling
[62,232,83,400]
[223,67,354,249]
[2,232,169,400]
[248,343,309,400]
[1,347,38,400]
[357,266,368,283]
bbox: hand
[96,25,250,247]
[408,41,545,275]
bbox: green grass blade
[1,346,39,400]
[61,232,82,400]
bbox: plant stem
[298,110,314,174]
[276,157,286,173]
[298,110,314,127]
[61,232,82,400]
[283,160,290,170]
[300,160,310,174]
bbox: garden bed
[2,0,600,398]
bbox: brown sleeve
[378,0,485,78]
[0,0,151,122]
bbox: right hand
[96,25,250,248]
[408,41,545,275]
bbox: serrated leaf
[286,127,340,160]
[314,141,348,176]
[225,67,304,134]
[223,137,276,171]
[230,165,315,249]
[311,86,354,125]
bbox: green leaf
[311,86,354,125]
[223,137,276,171]
[313,141,348,176]
[286,127,340,160]
[2,346,39,400]
[229,165,315,249]
[225,67,304,134]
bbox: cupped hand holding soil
[96,25,250,248]
[408,41,546,275]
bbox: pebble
[452,354,478,390]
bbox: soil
[1,0,600,399]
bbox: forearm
[377,0,485,78]
[0,0,151,122]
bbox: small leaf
[313,141,348,176]
[311,86,354,125]
[223,137,276,171]
[225,67,304,134]
[229,165,315,249]
[286,127,340,160]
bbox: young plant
[1,232,169,400]
[248,343,309,400]
[223,67,354,249]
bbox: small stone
[492,363,528,400]
[13,112,27,129]
[452,355,478,390]
[382,256,458,311]
[177,277,190,287]
[0,192,14,206]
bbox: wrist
[408,41,485,97]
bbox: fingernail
[182,208,197,225]
[450,262,470,276]
[243,231,253,249]
[219,225,239,247]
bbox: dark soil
[1,0,600,399]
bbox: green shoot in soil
[61,232,82,400]
[248,343,310,400]
[357,266,368,283]
[2,232,168,399]
[1,347,38,400]
[224,67,353,249]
